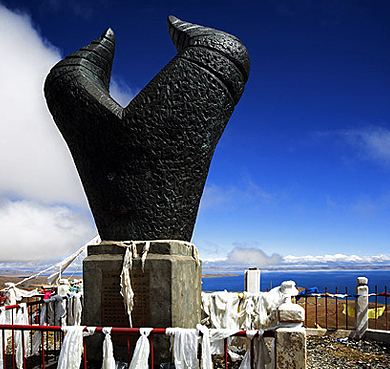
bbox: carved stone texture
[44,16,250,242]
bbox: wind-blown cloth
[118,240,199,327]
[57,326,96,369]
[201,282,299,330]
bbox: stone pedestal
[275,302,306,369]
[82,241,202,365]
[275,327,306,369]
[355,277,369,339]
[244,268,260,293]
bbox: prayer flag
[342,304,386,319]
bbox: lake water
[202,270,390,297]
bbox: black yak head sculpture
[44,16,250,242]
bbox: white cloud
[110,78,136,108]
[0,4,138,263]
[202,247,390,270]
[199,184,233,210]
[284,253,390,267]
[202,246,283,269]
[0,199,95,261]
[341,126,390,166]
[0,5,105,262]
[0,4,88,207]
[199,180,273,211]
[227,247,283,266]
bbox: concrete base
[82,241,202,365]
[365,329,390,344]
[306,328,356,339]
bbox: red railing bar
[304,287,308,327]
[224,338,228,369]
[35,296,39,325]
[28,304,32,325]
[250,337,255,369]
[127,335,131,364]
[345,286,348,330]
[0,326,278,369]
[11,311,15,369]
[335,286,338,330]
[385,286,389,331]
[41,329,45,369]
[54,327,58,360]
[2,329,5,369]
[3,302,42,311]
[22,330,26,369]
[2,296,71,312]
[0,325,276,338]
[375,285,378,330]
[315,295,318,328]
[150,334,154,369]
[83,338,88,369]
[325,286,328,330]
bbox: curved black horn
[167,15,250,83]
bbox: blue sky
[0,0,390,268]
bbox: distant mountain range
[1,253,390,277]
[202,253,390,271]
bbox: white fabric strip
[141,241,150,272]
[129,328,153,369]
[165,328,198,369]
[209,329,238,355]
[239,330,272,369]
[15,303,30,369]
[120,244,134,327]
[58,326,95,369]
[102,327,115,369]
[196,324,212,369]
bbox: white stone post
[355,276,369,339]
[58,279,70,297]
[244,268,260,293]
[275,302,306,369]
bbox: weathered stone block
[357,276,368,285]
[275,327,306,369]
[278,302,305,323]
[83,241,202,364]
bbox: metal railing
[0,324,275,369]
[296,285,389,331]
[1,294,81,327]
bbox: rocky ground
[307,335,390,368]
[213,336,390,369]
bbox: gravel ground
[214,336,390,369]
[307,335,390,369]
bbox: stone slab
[306,328,356,339]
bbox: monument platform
[83,241,202,364]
